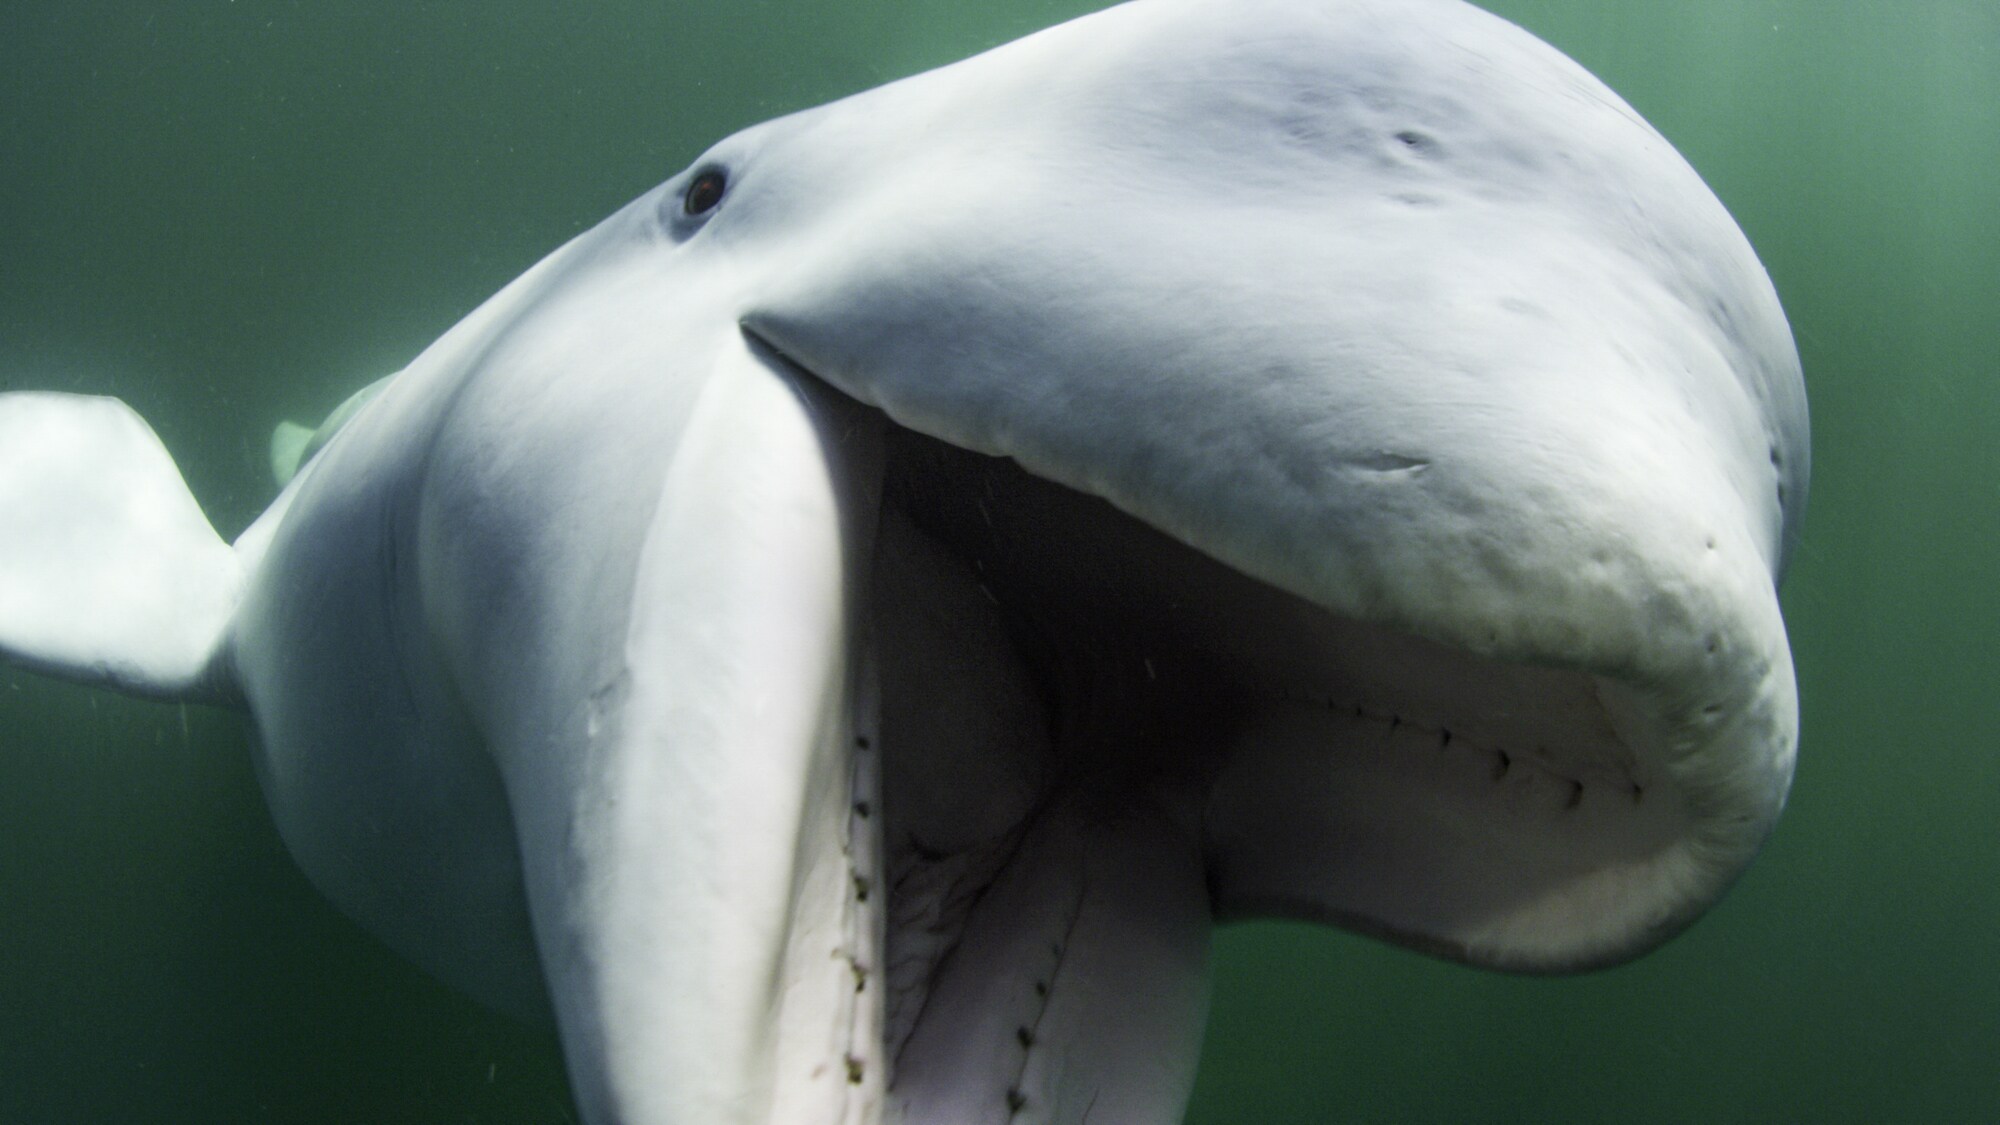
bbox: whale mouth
[721,322,1779,1114]
[866,411,1694,962]
[838,389,1713,1109]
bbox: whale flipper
[0,392,241,702]
[269,374,393,487]
[268,419,315,488]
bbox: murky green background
[2,1,1994,1121]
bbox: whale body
[0,1,1807,1122]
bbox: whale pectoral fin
[270,373,395,487]
[268,419,315,487]
[0,392,241,702]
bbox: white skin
[0,1,1804,1122]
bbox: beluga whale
[0,0,1808,1121]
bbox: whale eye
[684,169,728,216]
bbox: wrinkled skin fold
[0,1,1805,1122]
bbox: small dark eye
[684,169,727,216]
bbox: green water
[1,2,1994,1121]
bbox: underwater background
[1,1,1993,1121]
